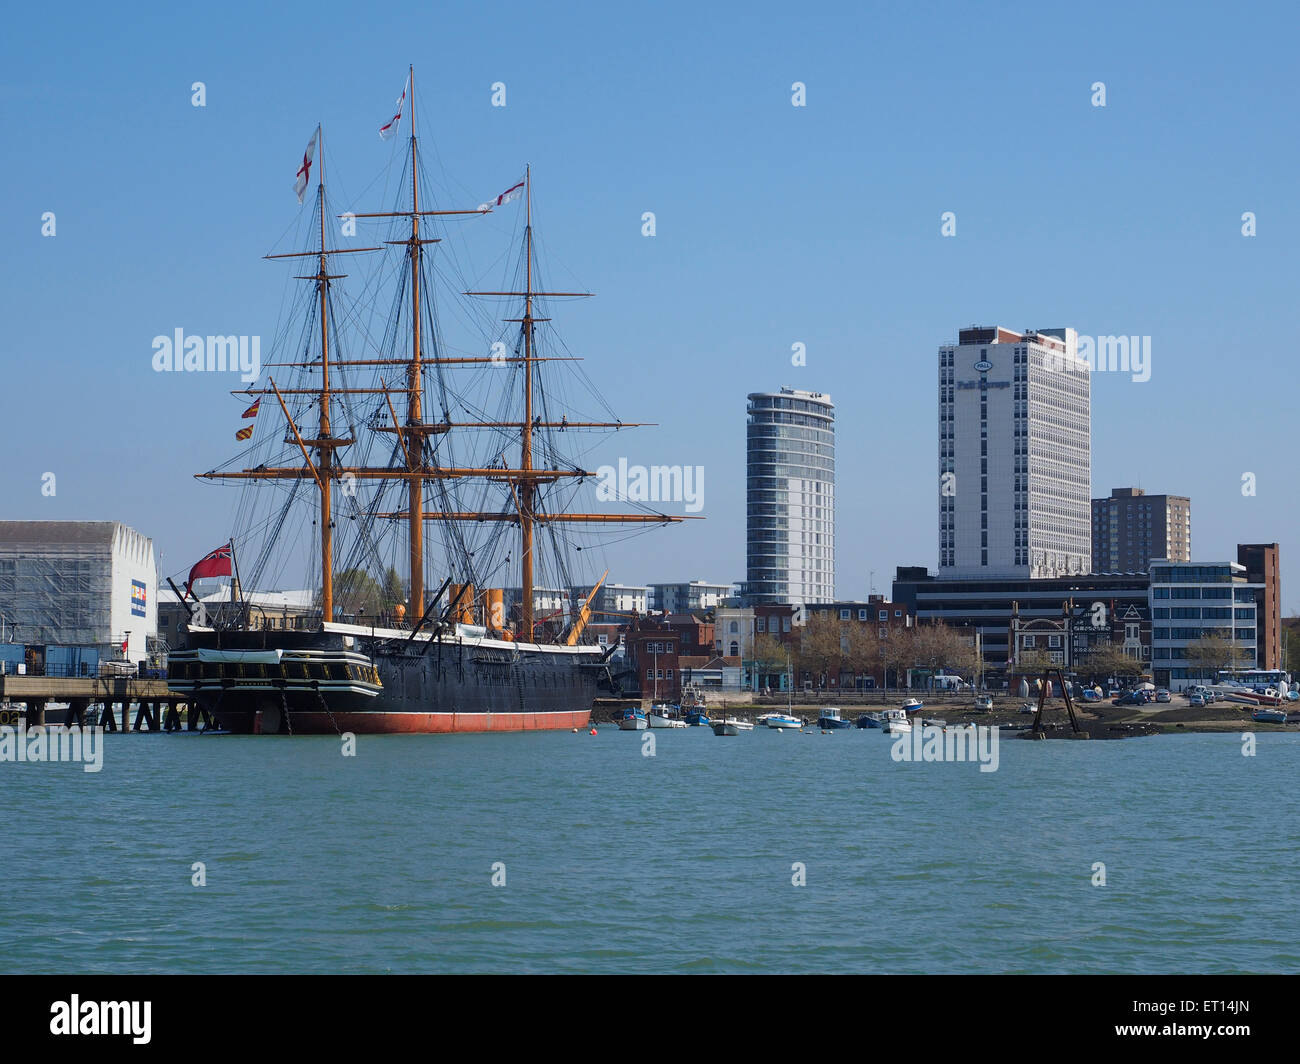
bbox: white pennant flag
[379,75,408,140]
[479,178,525,212]
[294,126,319,204]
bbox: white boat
[880,707,912,734]
[754,712,777,728]
[648,705,687,728]
[711,718,754,736]
[616,708,648,731]
[900,697,924,714]
[765,713,802,729]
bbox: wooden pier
[0,675,215,732]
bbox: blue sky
[1,1,1296,609]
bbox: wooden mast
[520,165,535,640]
[406,65,425,619]
[316,127,334,622]
[204,93,697,640]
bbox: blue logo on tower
[130,580,147,618]
[974,359,993,372]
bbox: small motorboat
[616,708,648,731]
[900,697,924,714]
[817,707,852,729]
[684,709,711,726]
[648,704,687,728]
[765,713,802,730]
[880,707,912,734]
[855,712,883,729]
[1252,707,1287,724]
[711,718,754,736]
[754,712,777,728]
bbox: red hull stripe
[246,710,593,734]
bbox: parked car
[1154,688,1171,703]
[1113,689,1151,707]
[1188,692,1206,707]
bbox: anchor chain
[315,689,343,736]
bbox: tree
[382,566,405,609]
[1185,633,1250,678]
[749,632,790,691]
[906,621,971,687]
[1076,644,1141,684]
[872,624,915,691]
[324,568,385,617]
[795,613,846,687]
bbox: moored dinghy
[711,717,754,736]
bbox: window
[729,641,739,656]
[1048,635,1062,649]
[878,610,888,621]
[859,609,868,620]
[756,618,766,633]
[894,610,902,618]
[840,609,850,620]
[1024,635,1036,648]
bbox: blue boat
[684,710,710,726]
[855,712,883,729]
[817,707,852,729]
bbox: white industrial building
[939,326,1091,580]
[0,521,157,663]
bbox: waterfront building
[938,326,1090,579]
[0,521,157,664]
[678,654,746,693]
[503,587,570,629]
[625,613,715,701]
[1091,487,1191,571]
[650,580,734,614]
[892,566,1150,683]
[1236,544,1281,671]
[1009,599,1152,678]
[1149,560,1262,691]
[744,387,835,604]
[714,605,755,659]
[571,583,648,619]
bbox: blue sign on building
[131,580,147,618]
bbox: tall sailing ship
[166,69,685,734]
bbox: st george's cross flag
[480,179,524,212]
[379,75,409,140]
[294,126,320,203]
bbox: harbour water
[2,727,1297,973]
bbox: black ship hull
[167,624,603,734]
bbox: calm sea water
[1,726,1297,973]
